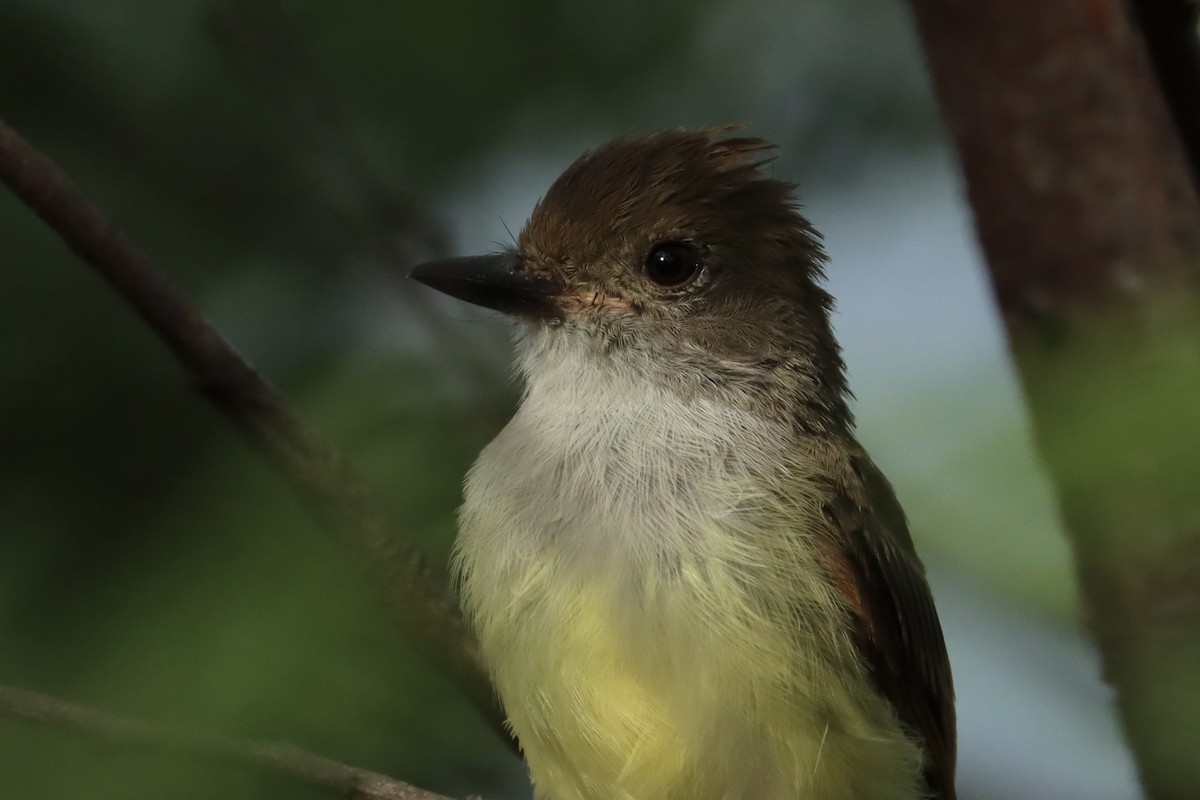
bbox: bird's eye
[644,241,704,289]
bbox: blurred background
[0,1,1140,798]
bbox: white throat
[451,326,923,800]
[468,327,800,567]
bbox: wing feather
[821,450,957,800]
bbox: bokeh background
[0,1,1141,798]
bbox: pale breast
[452,345,923,800]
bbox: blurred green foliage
[0,1,1051,798]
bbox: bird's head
[412,127,851,431]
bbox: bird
[411,127,956,800]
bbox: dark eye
[644,241,703,288]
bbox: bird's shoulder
[788,435,958,800]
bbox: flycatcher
[412,128,956,800]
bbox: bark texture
[903,2,1200,797]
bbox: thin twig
[0,684,455,800]
[0,116,508,742]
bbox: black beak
[410,253,563,318]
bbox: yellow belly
[454,385,925,800]
[493,568,765,800]
[466,551,922,800]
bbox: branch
[903,3,1200,798]
[0,684,455,800]
[0,115,508,742]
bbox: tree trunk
[902,3,1200,797]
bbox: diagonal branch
[0,684,455,800]
[0,115,508,743]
